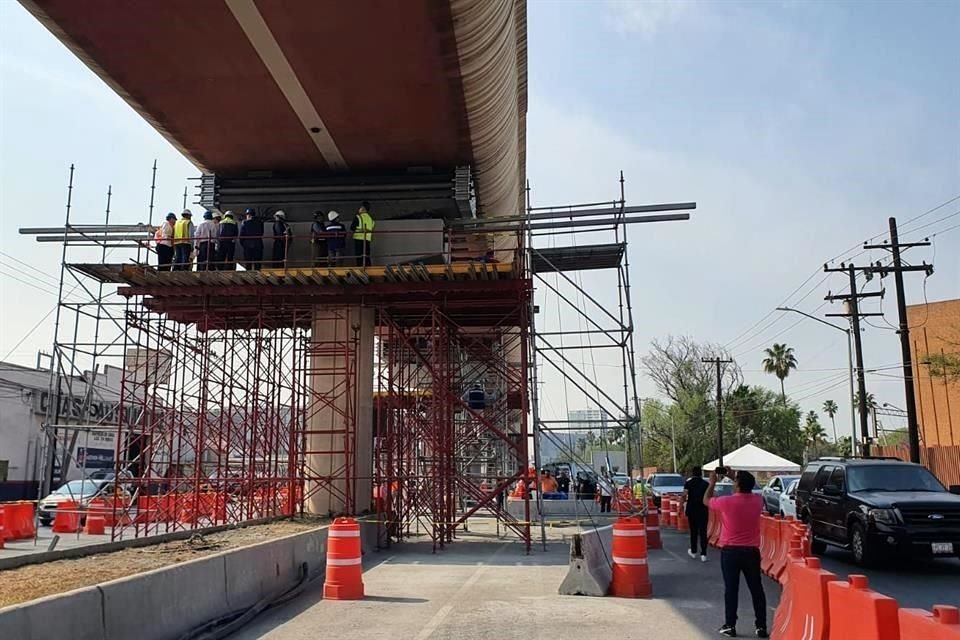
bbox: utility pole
[824,264,884,456]
[702,357,732,466]
[864,217,934,463]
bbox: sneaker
[701,554,707,562]
[688,549,697,559]
[756,628,769,638]
[718,626,737,637]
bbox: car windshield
[652,475,683,487]
[847,465,945,493]
[785,480,798,495]
[778,475,800,486]
[53,480,101,497]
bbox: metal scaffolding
[24,165,691,550]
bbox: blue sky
[1,0,958,440]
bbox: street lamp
[776,307,857,453]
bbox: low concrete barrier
[558,523,613,597]
[0,519,378,640]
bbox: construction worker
[466,382,486,410]
[154,212,176,271]
[194,211,218,271]
[351,201,375,267]
[239,208,263,270]
[325,211,346,266]
[271,210,292,267]
[557,471,571,496]
[217,211,239,270]
[310,210,327,266]
[173,209,194,271]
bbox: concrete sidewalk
[229,522,780,639]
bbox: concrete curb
[0,515,286,572]
[0,519,378,640]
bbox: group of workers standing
[154,202,376,272]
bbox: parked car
[795,457,960,566]
[645,473,685,506]
[611,472,631,488]
[713,479,735,498]
[37,479,121,526]
[762,474,800,515]
[779,479,799,518]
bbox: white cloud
[606,0,697,38]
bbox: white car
[762,474,800,514]
[778,479,799,518]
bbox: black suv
[795,457,960,566]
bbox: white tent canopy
[703,443,801,473]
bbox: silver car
[761,475,800,515]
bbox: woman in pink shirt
[704,468,768,638]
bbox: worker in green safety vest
[351,201,375,267]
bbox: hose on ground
[177,561,310,640]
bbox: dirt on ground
[0,518,326,608]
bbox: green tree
[804,411,826,444]
[725,385,805,463]
[853,391,877,411]
[924,352,960,381]
[837,436,853,457]
[822,399,839,442]
[762,343,798,402]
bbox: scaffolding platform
[530,242,625,273]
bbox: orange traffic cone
[610,516,652,598]
[323,517,364,600]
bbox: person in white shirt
[194,211,219,271]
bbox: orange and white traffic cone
[323,517,364,600]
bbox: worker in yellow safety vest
[173,209,194,271]
[351,201,375,267]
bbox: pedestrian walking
[194,211,218,271]
[704,468,768,638]
[217,210,239,270]
[271,210,292,268]
[598,475,613,513]
[325,211,346,266]
[683,465,710,562]
[173,209,194,271]
[239,208,263,270]
[154,212,176,271]
[351,201,375,267]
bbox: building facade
[907,298,960,447]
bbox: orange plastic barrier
[52,501,81,533]
[899,605,960,640]
[84,515,106,535]
[826,575,899,640]
[771,518,798,581]
[708,508,722,547]
[0,502,37,540]
[677,503,689,533]
[323,517,364,600]
[772,556,838,640]
[761,515,777,576]
[668,496,679,528]
[610,516,652,598]
[0,507,5,548]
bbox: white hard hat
[328,210,340,221]
[182,208,192,216]
[274,210,286,219]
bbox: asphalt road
[815,545,960,610]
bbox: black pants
[272,239,288,267]
[197,242,214,271]
[242,242,263,270]
[688,510,709,554]
[720,546,767,629]
[354,239,371,267]
[218,240,236,270]
[599,496,612,513]
[156,245,173,271]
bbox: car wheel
[40,519,52,527]
[850,522,876,567]
[810,537,827,555]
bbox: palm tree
[762,343,798,402]
[853,391,877,412]
[822,399,839,442]
[804,411,827,444]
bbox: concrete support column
[307,306,374,515]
